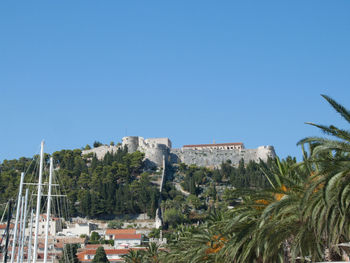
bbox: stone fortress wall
[82,136,276,168]
[122,136,171,167]
[170,145,275,167]
[82,145,120,160]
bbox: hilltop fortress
[82,136,276,168]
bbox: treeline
[219,158,275,188]
[0,147,160,219]
[0,146,275,221]
[179,158,274,196]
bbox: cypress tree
[92,247,109,263]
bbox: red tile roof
[77,248,133,262]
[85,249,130,255]
[85,244,113,249]
[0,223,14,229]
[56,237,85,244]
[183,142,243,148]
[105,229,136,235]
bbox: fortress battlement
[83,136,276,168]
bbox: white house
[62,223,97,237]
[78,248,133,262]
[25,214,63,236]
[105,229,136,240]
[113,234,142,248]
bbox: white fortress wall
[170,146,276,167]
[82,136,276,168]
[145,138,172,148]
[82,145,121,160]
[122,136,140,153]
[123,136,170,167]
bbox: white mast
[20,189,29,263]
[10,172,25,263]
[27,210,34,263]
[16,197,24,263]
[43,157,53,263]
[33,141,45,263]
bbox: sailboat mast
[32,141,45,263]
[43,157,53,263]
[3,200,12,263]
[27,210,34,263]
[20,189,29,263]
[10,172,25,263]
[16,197,25,263]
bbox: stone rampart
[122,136,139,153]
[122,136,170,167]
[82,145,121,160]
[170,146,276,167]
[81,136,276,168]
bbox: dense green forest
[178,158,273,196]
[0,145,273,220]
[0,147,161,219]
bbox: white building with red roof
[77,248,146,262]
[104,229,142,248]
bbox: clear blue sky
[1,1,350,161]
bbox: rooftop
[183,142,244,148]
[105,229,136,235]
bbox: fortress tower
[122,136,171,167]
[83,136,276,168]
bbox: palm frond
[321,94,350,124]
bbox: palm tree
[298,94,350,260]
[163,95,350,262]
[122,249,145,263]
[163,223,222,263]
[219,156,322,262]
[144,242,161,263]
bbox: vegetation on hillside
[0,147,160,219]
[161,95,350,262]
[2,94,349,261]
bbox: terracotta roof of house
[77,248,131,262]
[85,249,130,255]
[85,244,113,249]
[183,142,244,148]
[0,223,14,229]
[56,237,85,244]
[55,243,64,249]
[105,229,136,235]
[114,234,142,240]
